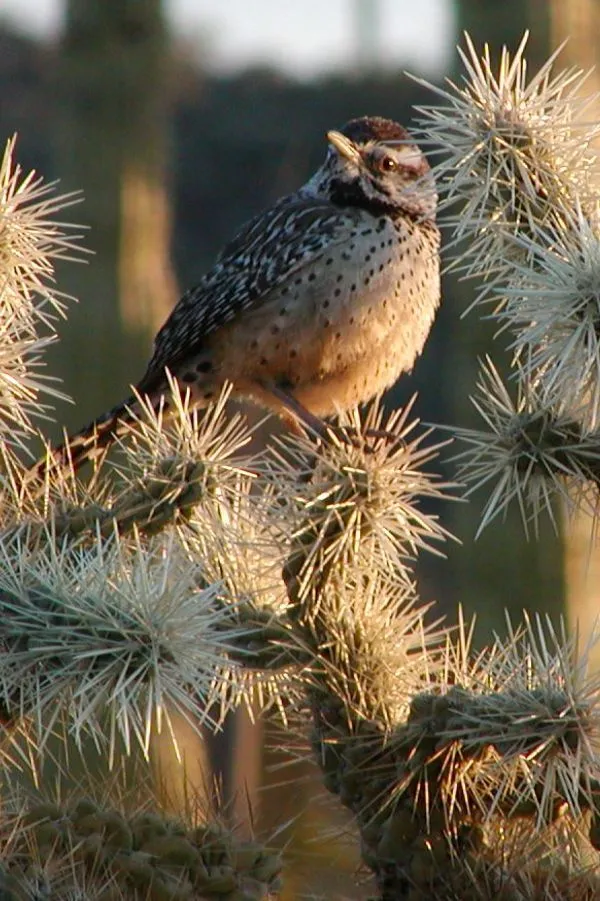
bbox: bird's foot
[258,380,404,454]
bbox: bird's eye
[380,156,397,172]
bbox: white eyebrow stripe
[392,146,424,170]
[375,140,422,156]
[395,145,421,158]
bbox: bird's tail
[27,394,139,487]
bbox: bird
[32,115,440,479]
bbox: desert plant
[1,33,600,901]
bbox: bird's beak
[327,130,362,166]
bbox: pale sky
[0,0,455,77]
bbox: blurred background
[0,0,597,896]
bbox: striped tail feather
[28,394,140,485]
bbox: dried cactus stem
[309,670,600,899]
[309,689,470,900]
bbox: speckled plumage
[33,116,441,475]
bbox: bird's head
[304,116,437,220]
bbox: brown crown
[338,116,410,146]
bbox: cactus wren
[35,116,440,475]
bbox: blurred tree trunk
[454,0,549,64]
[549,0,600,664]
[54,0,266,827]
[53,0,203,805]
[52,0,177,433]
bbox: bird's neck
[300,171,434,222]
[327,177,399,217]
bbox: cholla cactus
[413,34,600,532]
[3,37,600,901]
[0,137,80,457]
[0,782,283,901]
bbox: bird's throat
[328,177,397,216]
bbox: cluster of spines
[309,657,600,899]
[413,34,600,533]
